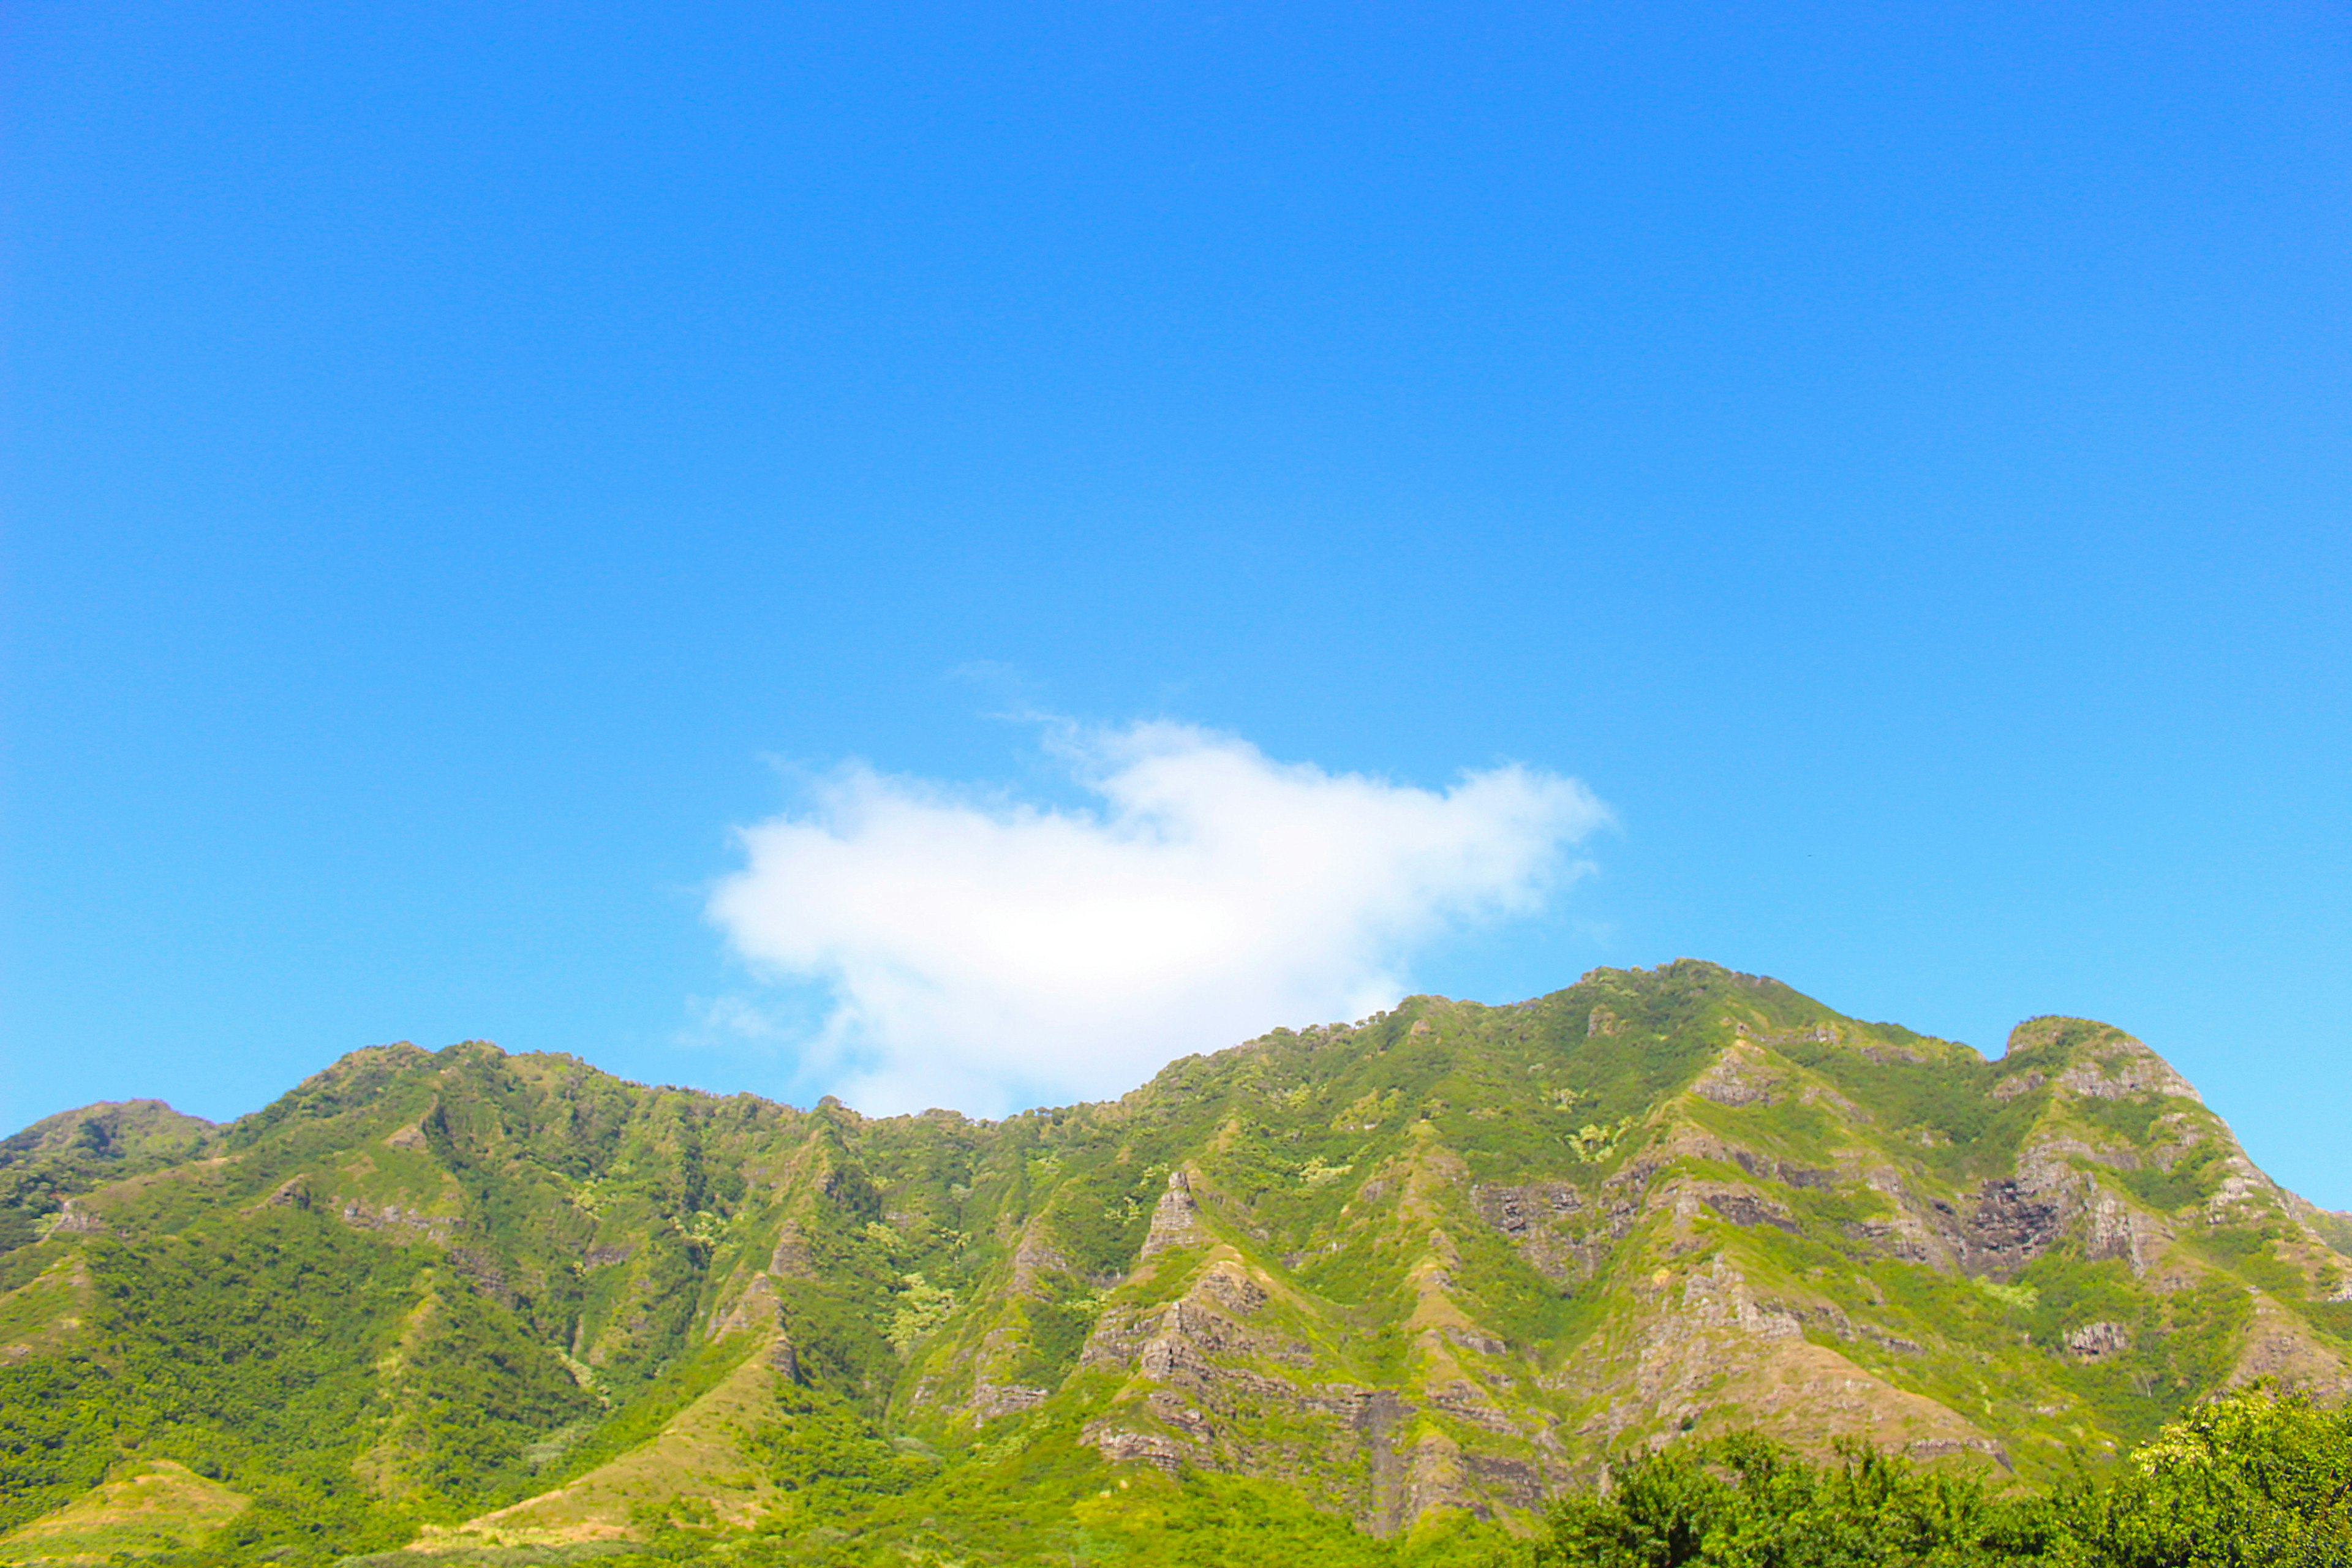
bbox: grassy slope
[0,1459,247,1564]
[0,963,2346,1564]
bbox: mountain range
[4,959,2349,1566]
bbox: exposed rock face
[337,1199,459,1241]
[2054,1039,2204,1103]
[2084,1190,2169,1276]
[1140,1168,1208,1256]
[45,1199,105,1237]
[1703,1192,1798,1232]
[1077,1245,1566,1530]
[710,1273,782,1340]
[1559,1248,2009,1471]
[1080,1259,1322,1463]
[2228,1297,2352,1400]
[2065,1321,2132,1361]
[4,962,2348,1549]
[1691,1041,1781,1107]
[2208,1163,2280,1224]
[1958,1178,2070,1273]
[1472,1180,1610,1282]
[915,1210,1097,1423]
[766,1223,815,1278]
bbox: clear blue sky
[6,1,2348,1202]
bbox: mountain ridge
[3,960,2349,1564]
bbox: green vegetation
[2119,1142,2225,1214]
[0,1099,213,1243]
[0,1457,247,1563]
[1532,1384,2352,1567]
[2,961,2349,1563]
[0,1358,116,1534]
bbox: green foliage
[1570,1120,1634,1163]
[218,1044,432,1153]
[2188,1225,2309,1300]
[9,964,2352,1562]
[89,1212,418,1460]
[0,1099,213,1244]
[883,1273,957,1352]
[695,1409,1509,1567]
[2070,1094,2176,1150]
[2118,1143,2225,1214]
[2079,1385,2352,1567]
[0,1356,119,1532]
[1531,1386,2352,1567]
[772,1275,896,1408]
[1011,1293,1098,1385]
[740,1384,932,1515]
[544,1333,764,1487]
[0,1205,614,1559]
[375,1271,605,1510]
[0,1241,64,1300]
[1787,1049,2043,1183]
[1535,1431,2055,1567]
[1980,1280,2040,1312]
[0,1212,41,1256]
[24,1215,421,1562]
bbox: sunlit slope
[2,960,2348,1559]
[0,1458,247,1565]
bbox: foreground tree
[1532,1385,2352,1568]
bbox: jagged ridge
[2,961,2349,1563]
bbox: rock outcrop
[2,963,2346,1551]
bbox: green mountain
[2,961,2348,1566]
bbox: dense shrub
[1531,1385,2352,1568]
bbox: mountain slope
[1,962,2346,1564]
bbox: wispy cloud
[706,721,1609,1114]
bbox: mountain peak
[2003,1015,2207,1105]
[3,968,2345,1558]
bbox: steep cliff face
[2,962,2348,1561]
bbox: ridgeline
[3,961,2348,1565]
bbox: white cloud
[706,722,1610,1114]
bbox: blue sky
[6,1,2348,1203]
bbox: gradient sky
[6,1,2348,1203]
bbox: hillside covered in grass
[2,961,2348,1565]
